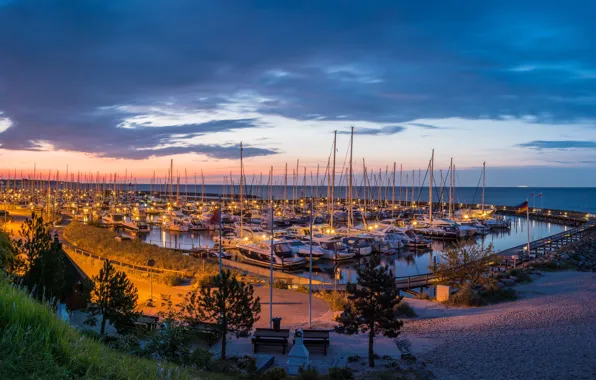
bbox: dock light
[244,237,249,241]
[412,221,417,226]
[368,226,373,230]
[374,224,378,228]
[464,215,469,219]
[262,234,266,239]
[331,229,335,233]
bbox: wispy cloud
[515,140,596,150]
[337,125,405,135]
[408,123,445,130]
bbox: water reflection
[133,215,568,284]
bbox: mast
[429,149,434,223]
[482,161,486,216]
[239,142,244,238]
[169,159,173,203]
[348,126,354,232]
[392,162,396,217]
[330,131,337,229]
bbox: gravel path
[405,271,596,380]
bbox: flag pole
[526,197,530,255]
[309,198,313,328]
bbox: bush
[480,282,518,304]
[163,273,186,286]
[273,279,290,289]
[396,301,416,317]
[261,367,288,380]
[328,367,354,380]
[298,366,320,380]
[318,291,348,312]
[508,269,532,283]
[416,291,432,300]
[190,347,213,369]
[446,285,486,307]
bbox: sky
[1,0,596,186]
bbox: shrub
[446,285,486,307]
[416,291,432,300]
[298,366,320,380]
[479,282,518,304]
[163,273,186,286]
[190,347,213,369]
[273,279,289,289]
[261,367,287,380]
[396,301,417,317]
[318,291,348,312]
[328,367,354,380]
[509,269,532,283]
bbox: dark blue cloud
[337,126,405,135]
[516,140,596,150]
[0,0,595,159]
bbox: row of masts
[1,131,489,225]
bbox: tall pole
[526,197,531,255]
[269,166,274,328]
[429,149,434,222]
[348,126,354,232]
[330,131,337,229]
[482,162,486,216]
[239,142,244,238]
[309,198,313,328]
[449,158,453,219]
[218,195,223,275]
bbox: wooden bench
[294,329,331,355]
[251,328,290,354]
[191,322,223,347]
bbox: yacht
[102,212,124,226]
[121,220,139,232]
[235,240,307,271]
[310,235,356,261]
[341,237,373,256]
[287,239,325,260]
[136,221,150,233]
[162,219,189,232]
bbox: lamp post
[147,258,155,306]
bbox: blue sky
[0,0,595,186]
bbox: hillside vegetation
[63,223,207,274]
[0,277,232,379]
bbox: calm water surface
[134,215,568,283]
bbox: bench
[294,329,331,355]
[251,328,290,354]
[191,322,223,347]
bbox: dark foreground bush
[328,367,355,380]
[445,285,487,306]
[396,300,417,317]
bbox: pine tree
[13,213,64,300]
[182,269,260,359]
[336,257,404,368]
[86,259,139,335]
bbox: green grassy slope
[0,278,231,379]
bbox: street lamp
[147,258,155,307]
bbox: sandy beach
[405,271,596,380]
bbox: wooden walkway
[320,220,596,293]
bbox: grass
[63,223,218,275]
[0,277,233,380]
